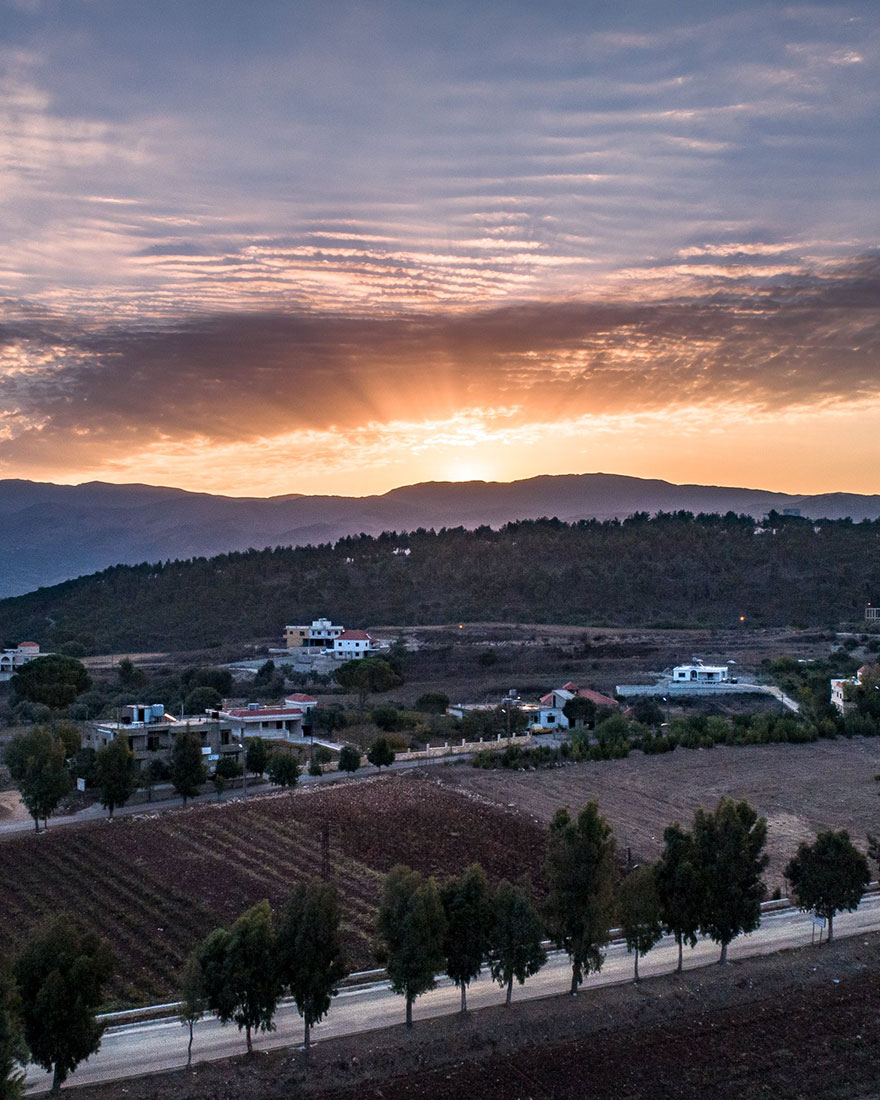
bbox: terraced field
[0,773,548,1007]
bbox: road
[24,894,880,1094]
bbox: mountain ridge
[2,472,879,599]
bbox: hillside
[0,512,878,653]
[3,472,880,598]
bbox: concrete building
[216,695,313,742]
[0,642,42,682]
[866,604,880,622]
[84,704,238,769]
[285,618,345,649]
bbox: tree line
[2,796,871,1093]
[3,512,880,652]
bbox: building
[866,604,880,622]
[831,664,877,714]
[671,661,729,684]
[535,682,620,730]
[333,630,375,659]
[284,618,345,649]
[84,704,238,769]
[0,642,42,682]
[216,695,313,743]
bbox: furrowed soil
[0,773,547,1006]
[440,737,880,892]
[68,932,880,1100]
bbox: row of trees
[181,799,873,1061]
[4,802,870,1092]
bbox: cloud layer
[0,1,877,493]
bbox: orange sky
[0,2,878,498]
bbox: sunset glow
[0,1,877,497]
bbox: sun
[443,457,496,483]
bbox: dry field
[442,737,880,891]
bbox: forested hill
[3,472,880,599]
[1,513,878,653]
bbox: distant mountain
[1,472,879,599]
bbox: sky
[0,0,878,498]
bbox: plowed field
[443,737,880,892]
[0,773,547,1007]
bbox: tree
[11,656,91,711]
[371,704,400,732]
[170,728,205,804]
[440,864,493,1013]
[785,830,869,944]
[543,802,617,994]
[4,728,71,832]
[335,658,402,712]
[94,737,136,819]
[178,952,207,1069]
[655,824,703,973]
[139,757,166,803]
[14,915,114,1094]
[245,737,269,779]
[415,691,449,715]
[376,865,446,1029]
[277,880,349,1050]
[366,737,395,771]
[692,798,768,963]
[0,964,26,1100]
[617,864,664,981]
[117,658,146,691]
[198,901,282,1054]
[487,879,546,1005]
[212,755,241,800]
[337,745,361,775]
[267,753,299,788]
[183,686,222,715]
[562,695,596,729]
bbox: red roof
[285,693,317,704]
[337,630,373,641]
[17,642,39,648]
[551,684,619,708]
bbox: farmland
[443,736,880,890]
[4,735,880,1011]
[0,773,547,1007]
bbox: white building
[830,664,876,714]
[671,662,729,684]
[0,642,41,682]
[217,696,311,742]
[333,630,375,659]
[285,618,345,649]
[866,604,880,622]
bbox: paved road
[24,894,880,1093]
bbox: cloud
[0,253,877,476]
